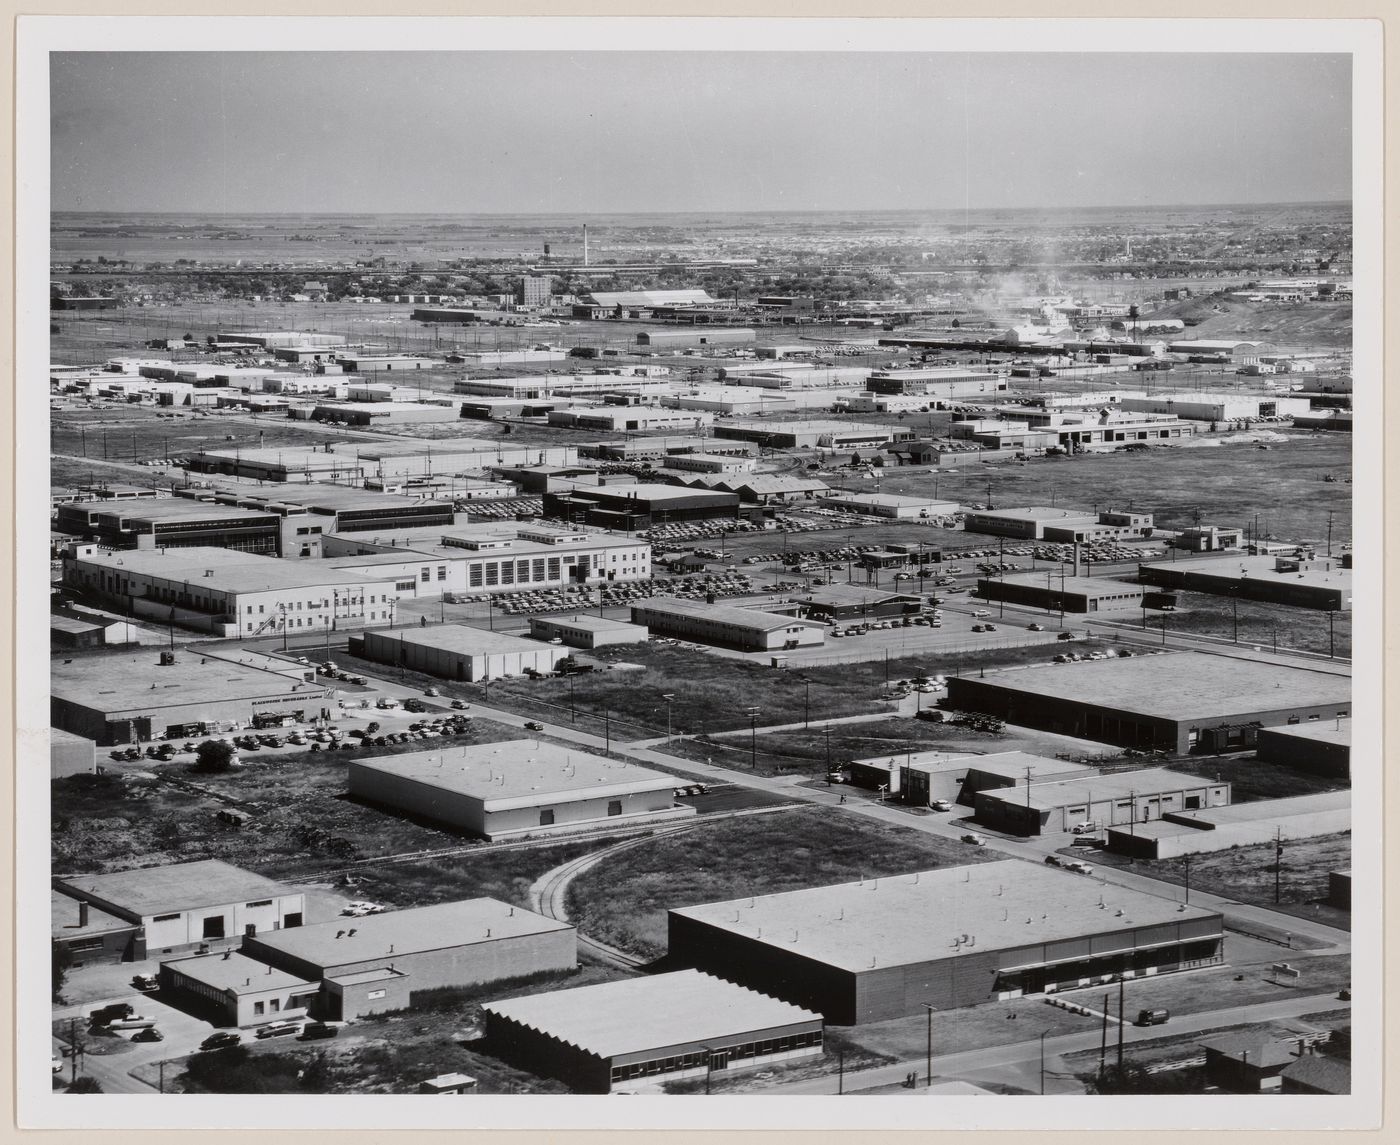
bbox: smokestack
[78,901,89,927]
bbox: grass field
[1167,756,1349,803]
[50,718,532,876]
[1152,591,1352,659]
[1087,831,1351,915]
[563,806,998,961]
[878,435,1352,546]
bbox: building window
[539,809,555,826]
[367,989,386,1000]
[437,566,447,581]
[253,1001,264,1016]
[246,900,272,908]
[152,913,180,923]
[396,580,415,592]
[269,998,280,1012]
[608,800,622,817]
[470,565,484,587]
[421,568,430,582]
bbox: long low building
[53,860,305,962]
[1137,553,1352,612]
[355,625,569,682]
[631,596,826,652]
[1256,719,1351,776]
[818,492,961,520]
[977,573,1145,614]
[546,406,713,433]
[713,419,915,450]
[242,899,576,1019]
[160,950,319,1029]
[54,498,283,555]
[52,649,334,745]
[668,861,1225,1023]
[63,545,400,637]
[527,614,650,649]
[1105,790,1350,860]
[482,970,824,1093]
[945,651,1352,755]
[349,742,694,841]
[962,507,1154,542]
[797,584,924,623]
[543,484,749,531]
[972,767,1231,837]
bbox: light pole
[802,678,811,729]
[1040,1029,1049,1095]
[922,1003,935,1087]
[662,693,675,744]
[747,705,761,769]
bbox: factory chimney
[583,224,589,268]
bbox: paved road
[759,991,1351,1095]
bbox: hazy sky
[51,52,1352,214]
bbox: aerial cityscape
[37,44,1364,1111]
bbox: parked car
[1064,860,1095,875]
[450,700,469,710]
[131,974,159,993]
[89,1003,134,1026]
[255,1021,302,1040]
[106,1017,156,1031]
[1044,854,1063,866]
[960,833,988,847]
[402,699,426,714]
[1028,623,1044,632]
[1135,1008,1171,1027]
[131,1027,164,1043]
[200,1031,242,1051]
[300,1021,340,1041]
[972,609,991,618]
[524,721,545,732]
[424,687,441,697]
[929,799,952,812]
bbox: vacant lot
[1157,591,1352,659]
[51,718,531,876]
[564,806,997,961]
[1089,831,1351,915]
[879,436,1352,546]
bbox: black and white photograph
[14,14,1384,1134]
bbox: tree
[53,944,72,1003]
[192,740,236,774]
[67,1077,104,1094]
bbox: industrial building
[185,446,370,484]
[527,614,650,650]
[962,507,1154,542]
[1256,719,1351,776]
[242,899,576,1018]
[213,331,346,350]
[307,401,460,427]
[631,597,826,652]
[543,484,749,531]
[53,860,305,961]
[1117,393,1311,423]
[323,522,652,596]
[818,492,961,520]
[636,327,756,348]
[54,499,283,555]
[481,970,824,1093]
[454,374,670,401]
[51,891,143,968]
[51,649,334,745]
[662,452,758,475]
[713,420,915,450]
[864,366,1006,397]
[62,546,400,637]
[847,749,1094,805]
[1137,553,1352,611]
[348,743,693,841]
[976,573,1145,614]
[1105,790,1349,860]
[798,584,924,623]
[667,861,1225,1023]
[188,441,579,483]
[159,950,319,1028]
[945,651,1352,755]
[354,625,570,682]
[1166,340,1275,362]
[546,406,714,433]
[972,767,1231,836]
[49,727,97,778]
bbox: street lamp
[746,705,761,769]
[802,678,811,729]
[662,693,675,744]
[922,1003,935,1087]
[1040,1029,1050,1095]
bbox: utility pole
[838,1049,845,1095]
[1040,1029,1049,1095]
[1116,977,1125,1071]
[824,725,832,775]
[1098,993,1110,1080]
[803,679,811,729]
[1326,509,1334,558]
[1183,854,1192,905]
[922,1003,935,1087]
[1274,827,1284,904]
[604,707,611,755]
[569,675,576,723]
[747,706,761,769]
[663,693,675,744]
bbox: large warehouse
[51,650,334,745]
[1105,790,1350,861]
[947,651,1351,755]
[354,625,569,682]
[242,899,576,1018]
[527,614,650,649]
[976,573,1145,614]
[1256,719,1351,776]
[962,507,1154,542]
[668,861,1225,1023]
[482,970,824,1093]
[159,950,319,1029]
[543,484,750,531]
[972,767,1232,836]
[348,743,694,841]
[53,860,305,961]
[631,596,826,652]
[62,546,400,637]
[54,499,283,555]
[1137,553,1352,611]
[713,419,914,450]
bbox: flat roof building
[355,625,570,682]
[637,327,756,347]
[242,898,575,1019]
[713,419,915,450]
[528,614,650,650]
[1256,719,1351,776]
[544,484,747,531]
[631,596,826,652]
[798,584,924,623]
[963,507,1153,542]
[160,950,318,1029]
[53,859,305,961]
[49,727,97,779]
[1105,790,1350,860]
[668,860,1225,1023]
[546,406,714,433]
[482,970,824,1093]
[977,573,1145,614]
[349,742,694,841]
[51,648,335,745]
[51,889,142,967]
[54,499,283,555]
[818,492,961,520]
[973,766,1231,836]
[62,546,400,638]
[1138,553,1352,612]
[946,651,1352,755]
[1118,393,1311,423]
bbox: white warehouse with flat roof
[348,743,695,840]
